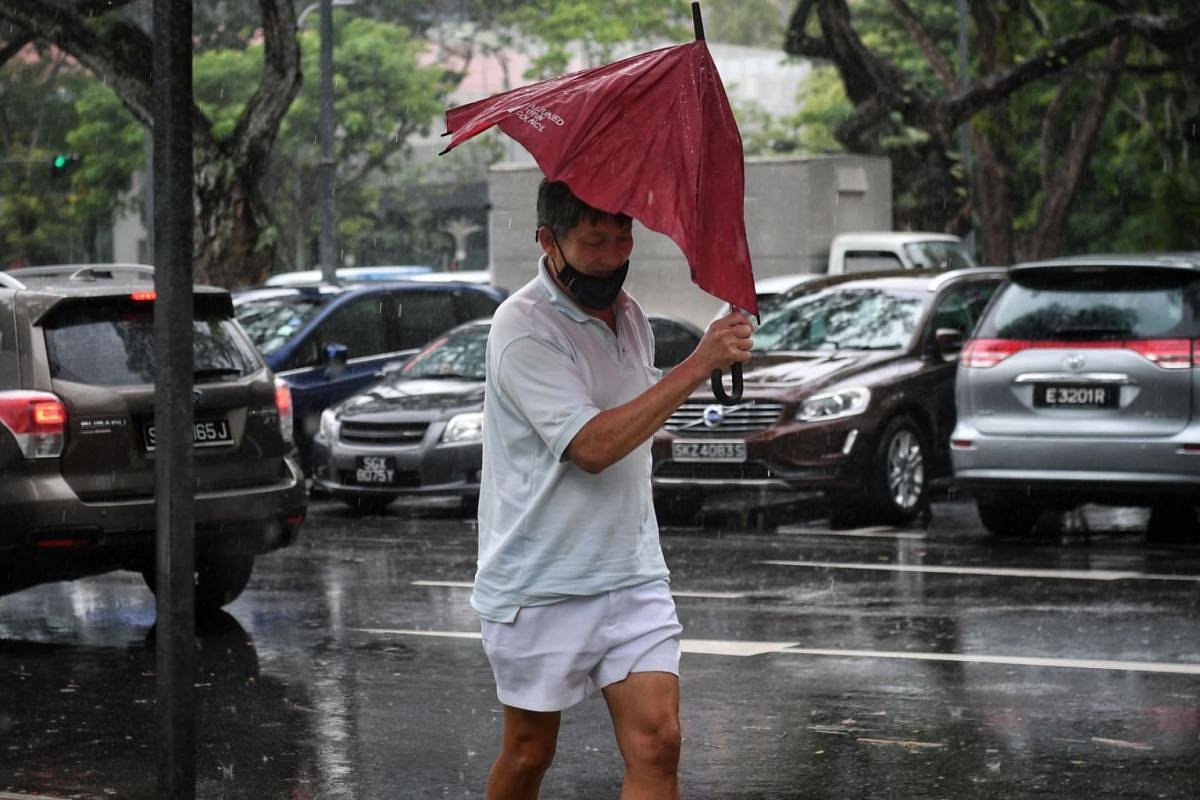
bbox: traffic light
[49,152,80,179]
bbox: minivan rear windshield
[979,269,1199,340]
[44,307,261,386]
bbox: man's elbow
[566,438,613,474]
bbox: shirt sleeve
[494,334,600,462]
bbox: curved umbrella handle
[710,363,743,403]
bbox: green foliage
[0,52,124,266]
[738,64,848,156]
[500,0,690,78]
[700,0,790,48]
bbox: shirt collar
[536,254,630,324]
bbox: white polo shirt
[471,256,669,623]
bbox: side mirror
[324,343,349,379]
[933,328,964,362]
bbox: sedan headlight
[795,387,871,422]
[316,408,338,442]
[441,411,484,444]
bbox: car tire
[1147,504,1198,543]
[654,490,703,527]
[866,415,929,525]
[343,495,399,515]
[976,497,1041,540]
[140,554,255,619]
[460,494,479,519]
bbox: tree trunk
[1030,36,1131,259]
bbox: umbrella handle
[710,363,743,403]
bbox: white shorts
[480,578,682,712]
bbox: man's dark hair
[536,179,631,239]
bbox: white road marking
[781,648,1200,676]
[351,628,1200,675]
[410,580,747,599]
[775,525,927,540]
[352,628,795,656]
[760,560,1200,582]
[0,793,67,800]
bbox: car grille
[664,402,783,435]
[655,461,777,481]
[339,420,429,446]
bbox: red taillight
[274,377,294,445]
[130,290,157,302]
[960,338,1029,368]
[1126,339,1193,369]
[962,337,1197,370]
[0,391,67,458]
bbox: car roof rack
[9,263,155,285]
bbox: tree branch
[887,0,957,90]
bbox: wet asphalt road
[2,493,1199,799]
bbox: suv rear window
[44,304,261,387]
[980,268,1199,340]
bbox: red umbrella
[440,2,754,400]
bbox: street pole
[318,0,337,284]
[152,0,196,797]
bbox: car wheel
[1147,504,1198,543]
[867,416,928,525]
[654,490,703,527]
[140,554,255,618]
[976,497,1041,540]
[343,495,399,515]
[460,494,479,518]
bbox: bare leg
[486,705,561,800]
[603,671,681,800]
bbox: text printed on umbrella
[515,104,565,132]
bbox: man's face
[544,216,634,277]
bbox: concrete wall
[487,154,892,327]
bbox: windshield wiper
[194,367,243,381]
[1047,326,1133,340]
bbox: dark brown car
[652,268,1006,525]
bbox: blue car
[233,281,505,468]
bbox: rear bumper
[950,424,1200,503]
[0,457,307,563]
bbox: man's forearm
[565,357,710,474]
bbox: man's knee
[625,715,681,773]
[503,731,558,775]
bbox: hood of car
[734,350,903,396]
[337,378,485,417]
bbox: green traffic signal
[50,152,80,178]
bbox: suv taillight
[962,337,1198,369]
[0,391,67,458]
[960,338,1029,368]
[274,377,294,445]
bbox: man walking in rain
[472,178,754,799]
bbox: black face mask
[549,233,629,309]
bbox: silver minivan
[951,254,1200,540]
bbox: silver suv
[0,265,306,614]
[951,254,1200,540]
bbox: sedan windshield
[753,287,926,352]
[235,296,328,355]
[401,325,489,380]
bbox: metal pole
[318,0,338,284]
[152,0,196,797]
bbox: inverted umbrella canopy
[440,25,757,321]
